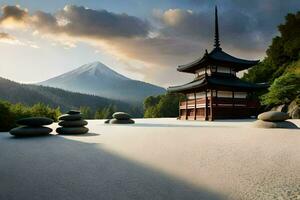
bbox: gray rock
[112,112,131,120]
[17,117,53,126]
[109,119,135,124]
[58,114,82,121]
[67,110,81,115]
[288,100,300,119]
[258,111,289,122]
[58,120,88,127]
[10,126,52,136]
[253,120,298,129]
[56,127,89,135]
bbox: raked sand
[0,118,300,200]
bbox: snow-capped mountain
[38,62,166,103]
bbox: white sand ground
[0,118,300,200]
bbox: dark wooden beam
[210,90,214,121]
[205,89,208,121]
[194,92,197,120]
[185,93,188,120]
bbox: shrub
[0,101,61,131]
[261,73,300,106]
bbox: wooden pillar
[210,90,214,121]
[194,92,197,120]
[232,91,235,118]
[216,90,218,107]
[205,89,208,121]
[178,98,181,120]
[185,93,188,120]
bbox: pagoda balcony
[179,97,259,109]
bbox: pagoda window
[217,66,231,74]
[217,91,233,98]
[196,92,206,99]
[234,92,247,98]
[187,93,195,100]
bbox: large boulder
[288,100,300,119]
[257,111,289,122]
[112,112,131,120]
[253,120,298,129]
[56,127,89,135]
[109,119,135,124]
[58,114,82,121]
[58,120,88,127]
[17,117,53,127]
[10,126,52,136]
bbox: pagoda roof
[177,47,260,73]
[167,75,267,93]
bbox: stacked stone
[109,112,135,124]
[56,110,89,134]
[9,117,53,137]
[254,111,298,129]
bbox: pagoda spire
[214,6,221,49]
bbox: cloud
[0,32,39,48]
[0,5,29,28]
[0,1,299,85]
[0,32,14,39]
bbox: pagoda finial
[214,6,221,49]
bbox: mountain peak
[70,61,130,81]
[39,61,166,103]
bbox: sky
[0,0,299,87]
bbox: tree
[94,105,117,119]
[144,93,184,118]
[243,11,300,84]
[80,106,93,119]
[261,73,300,106]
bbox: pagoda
[168,6,266,121]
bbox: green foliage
[144,93,184,118]
[0,101,61,131]
[261,73,300,106]
[243,11,300,85]
[242,11,300,109]
[94,105,117,119]
[80,106,93,119]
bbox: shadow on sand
[0,134,226,200]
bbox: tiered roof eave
[177,47,260,73]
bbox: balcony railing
[180,97,259,109]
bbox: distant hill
[0,77,133,113]
[38,62,166,103]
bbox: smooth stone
[17,117,53,126]
[253,120,298,129]
[109,119,135,124]
[9,126,52,136]
[258,111,289,122]
[58,114,82,121]
[56,127,89,135]
[112,112,131,120]
[67,110,81,115]
[58,120,88,127]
